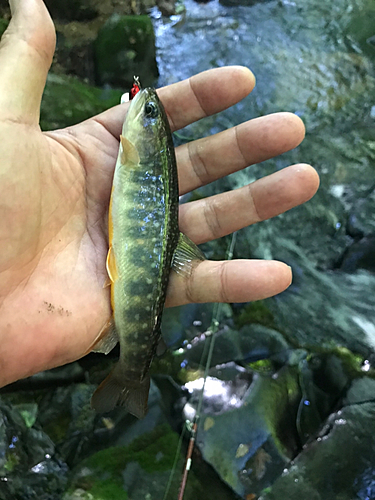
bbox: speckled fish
[91,85,204,418]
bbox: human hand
[0,0,319,387]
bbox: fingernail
[287,265,293,285]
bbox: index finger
[92,66,256,139]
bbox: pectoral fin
[172,232,205,278]
[120,135,140,165]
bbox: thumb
[0,0,56,123]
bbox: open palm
[0,0,319,387]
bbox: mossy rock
[40,73,121,130]
[94,14,158,88]
[235,300,276,329]
[66,424,206,499]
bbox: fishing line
[163,232,237,500]
[162,317,211,500]
[190,232,237,458]
[162,422,187,500]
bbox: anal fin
[86,318,119,355]
[106,246,118,283]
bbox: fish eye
[144,101,158,119]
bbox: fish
[90,85,204,418]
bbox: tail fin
[91,370,150,419]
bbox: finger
[165,259,292,307]
[0,0,55,122]
[92,66,255,139]
[179,164,319,244]
[159,65,255,130]
[177,112,306,194]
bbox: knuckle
[203,198,222,240]
[218,262,231,303]
[187,141,210,186]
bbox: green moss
[248,366,301,457]
[44,413,71,443]
[40,73,121,130]
[89,479,127,499]
[86,424,179,474]
[94,15,158,88]
[69,425,181,498]
[248,358,275,373]
[16,403,38,428]
[4,452,19,472]
[235,300,276,329]
[333,346,372,379]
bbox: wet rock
[339,235,375,273]
[154,0,375,359]
[156,0,179,16]
[65,423,206,499]
[181,352,351,498]
[344,0,375,59]
[260,401,375,500]
[40,73,121,130]
[161,302,233,348]
[44,0,99,22]
[219,0,271,6]
[184,364,301,497]
[182,324,290,368]
[53,27,96,83]
[0,399,68,500]
[94,14,158,89]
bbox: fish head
[122,88,170,161]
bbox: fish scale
[112,161,175,377]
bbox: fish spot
[128,248,153,267]
[124,306,147,321]
[127,225,147,238]
[126,208,149,221]
[128,280,154,296]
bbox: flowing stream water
[155,0,375,357]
